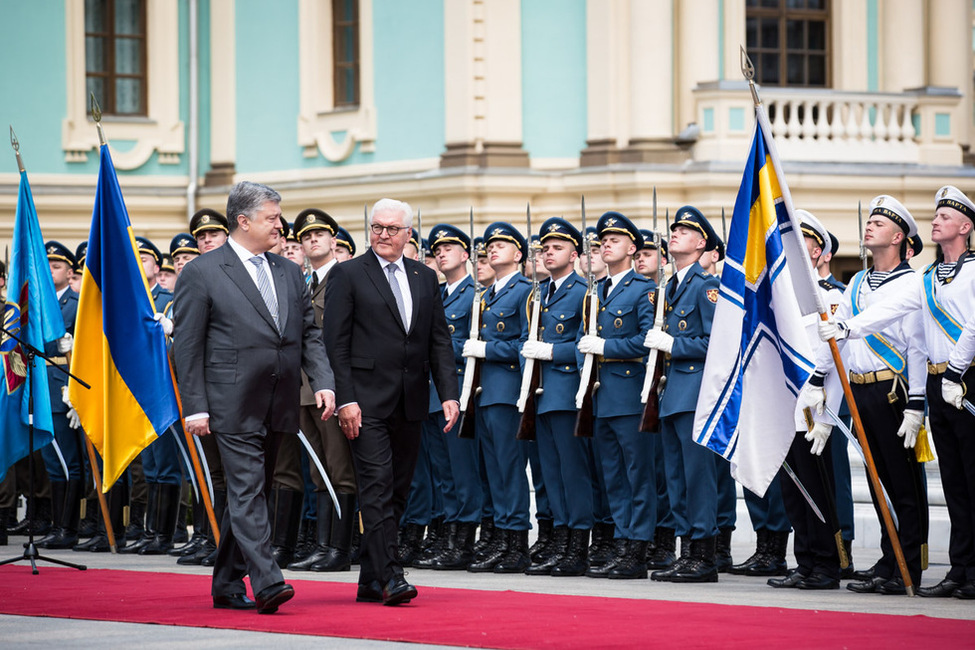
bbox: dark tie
[310,272,319,294]
[442,285,448,301]
[602,277,613,301]
[546,282,556,304]
[489,285,497,301]
[667,275,677,304]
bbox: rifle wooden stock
[574,292,599,438]
[516,361,540,440]
[638,353,664,433]
[573,366,597,438]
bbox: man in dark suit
[174,181,336,614]
[322,198,459,606]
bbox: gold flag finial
[10,125,25,173]
[90,92,107,146]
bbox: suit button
[270,373,277,380]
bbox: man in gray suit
[174,181,335,614]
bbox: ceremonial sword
[168,426,201,502]
[297,430,342,518]
[192,435,215,504]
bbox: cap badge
[47,246,56,254]
[201,215,210,224]
[876,197,884,206]
[605,218,617,227]
[548,224,561,232]
[308,215,316,223]
[492,228,504,236]
[941,188,949,198]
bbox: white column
[628,0,672,141]
[881,0,924,91]
[207,0,236,183]
[676,0,720,131]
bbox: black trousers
[350,395,423,588]
[927,369,975,582]
[852,381,926,585]
[780,431,840,579]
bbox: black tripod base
[0,541,87,574]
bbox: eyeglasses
[370,224,405,236]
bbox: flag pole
[88,94,219,545]
[740,47,914,596]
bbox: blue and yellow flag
[69,144,179,489]
[692,109,819,497]
[0,170,66,480]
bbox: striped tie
[249,256,280,331]
[386,262,409,327]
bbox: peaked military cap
[45,241,76,267]
[483,222,527,252]
[429,224,471,253]
[597,211,643,249]
[335,227,356,256]
[540,217,583,255]
[936,185,975,223]
[671,206,718,252]
[135,237,164,265]
[473,237,487,257]
[638,229,668,259]
[828,232,839,257]
[796,210,831,256]
[870,195,917,237]
[714,236,726,262]
[170,233,199,257]
[294,208,339,239]
[160,254,175,274]
[74,241,88,272]
[421,238,432,257]
[189,208,229,237]
[907,231,924,258]
[0,259,5,279]
[408,228,421,251]
[584,226,602,248]
[277,216,290,240]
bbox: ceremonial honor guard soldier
[576,212,656,580]
[190,207,230,254]
[35,242,82,550]
[412,224,484,571]
[806,196,927,595]
[334,226,357,263]
[464,222,533,573]
[643,207,720,583]
[287,208,359,573]
[818,186,975,598]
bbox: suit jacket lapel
[406,259,423,335]
[219,246,278,333]
[269,256,289,332]
[363,251,407,332]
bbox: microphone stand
[0,323,90,574]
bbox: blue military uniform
[468,222,533,573]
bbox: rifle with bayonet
[574,197,598,438]
[858,200,867,271]
[458,207,483,439]
[417,208,424,264]
[639,189,666,433]
[516,203,542,441]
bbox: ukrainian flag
[0,169,65,480]
[69,144,179,489]
[692,107,820,497]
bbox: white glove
[61,386,80,429]
[522,340,554,361]
[57,333,73,354]
[153,312,174,336]
[942,377,965,410]
[804,421,832,456]
[577,335,606,356]
[462,339,486,359]
[817,318,849,342]
[797,382,827,416]
[643,329,674,354]
[896,409,924,449]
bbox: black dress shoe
[952,581,975,600]
[796,572,840,590]
[850,563,877,581]
[768,569,807,588]
[382,576,418,606]
[878,577,907,595]
[255,582,295,614]
[918,578,964,598]
[356,581,383,603]
[846,575,886,593]
[213,593,256,609]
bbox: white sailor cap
[936,185,975,223]
[796,209,831,256]
[869,195,917,237]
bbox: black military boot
[0,506,11,545]
[669,537,719,583]
[172,500,189,545]
[292,517,315,563]
[647,527,677,570]
[179,489,225,566]
[75,482,128,552]
[651,535,692,581]
[122,483,158,554]
[396,522,426,568]
[525,525,569,575]
[429,521,478,570]
[528,519,553,563]
[417,516,446,560]
[35,482,66,547]
[609,540,650,579]
[267,487,303,568]
[125,498,147,542]
[170,496,208,557]
[715,527,734,573]
[467,527,509,572]
[288,492,334,571]
[586,537,628,578]
[140,483,181,555]
[747,530,789,576]
[551,528,590,577]
[10,495,52,537]
[494,529,531,573]
[729,528,767,575]
[37,479,82,549]
[310,492,356,572]
[839,538,856,580]
[472,517,495,556]
[349,507,361,565]
[587,521,616,567]
[77,498,98,539]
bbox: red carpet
[0,565,971,648]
